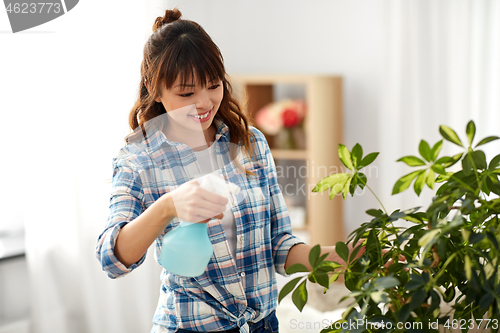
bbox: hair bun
[153,8,182,32]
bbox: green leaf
[314,271,330,288]
[278,276,303,303]
[431,140,443,160]
[418,229,440,247]
[285,263,309,274]
[349,245,363,263]
[488,154,500,170]
[388,262,405,274]
[435,172,453,183]
[358,152,379,169]
[309,244,321,268]
[478,293,494,310]
[335,241,349,263]
[397,156,426,166]
[366,228,382,261]
[471,150,487,170]
[350,172,367,197]
[475,135,500,148]
[485,231,499,250]
[487,176,500,196]
[313,173,350,193]
[398,303,412,322]
[462,151,487,175]
[436,153,463,168]
[413,170,427,196]
[338,144,353,170]
[479,293,495,309]
[419,140,432,162]
[373,276,400,290]
[318,253,329,264]
[317,261,343,272]
[469,232,485,244]
[331,176,350,200]
[427,290,440,314]
[406,279,425,291]
[440,125,463,147]
[392,170,422,195]
[351,144,363,169]
[431,163,446,175]
[366,209,384,218]
[462,154,474,176]
[342,176,352,199]
[426,168,435,189]
[466,120,476,146]
[464,255,472,280]
[349,174,358,196]
[292,280,308,312]
[444,286,455,302]
[410,289,428,310]
[369,290,387,303]
[355,173,367,189]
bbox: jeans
[176,311,279,333]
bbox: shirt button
[239,236,244,243]
[240,272,246,277]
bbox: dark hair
[126,8,255,166]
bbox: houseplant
[279,121,500,332]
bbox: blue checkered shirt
[95,116,304,332]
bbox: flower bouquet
[254,99,307,149]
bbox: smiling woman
[95,7,308,333]
[94,6,353,333]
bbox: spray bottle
[159,174,240,277]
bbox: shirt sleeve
[95,152,147,279]
[251,128,305,276]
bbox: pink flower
[255,105,282,135]
[255,99,306,134]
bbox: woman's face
[155,74,224,144]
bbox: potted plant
[279,121,500,332]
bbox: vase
[277,128,297,150]
[276,127,306,150]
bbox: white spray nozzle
[198,173,240,210]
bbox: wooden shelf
[270,149,308,160]
[229,74,345,246]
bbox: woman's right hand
[165,179,228,223]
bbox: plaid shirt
[95,116,303,332]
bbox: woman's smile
[188,109,212,123]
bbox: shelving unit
[229,74,345,246]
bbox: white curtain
[376,0,500,216]
[0,1,165,332]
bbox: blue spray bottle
[159,174,240,277]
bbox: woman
[96,8,347,333]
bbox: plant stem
[366,184,388,215]
[356,174,388,214]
